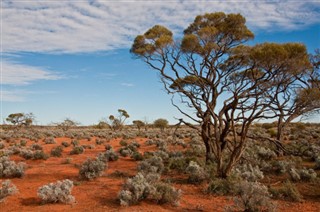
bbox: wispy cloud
[1,59,62,86]
[0,90,27,102]
[2,0,319,54]
[121,83,134,87]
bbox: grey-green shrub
[51,146,63,157]
[0,180,18,202]
[137,156,164,175]
[79,158,106,180]
[233,164,264,182]
[37,179,75,204]
[118,173,153,206]
[70,146,84,155]
[185,161,208,184]
[0,156,25,178]
[227,181,276,212]
[98,148,119,162]
[151,182,181,206]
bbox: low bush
[151,182,181,206]
[0,180,18,202]
[207,178,237,195]
[44,137,56,144]
[98,148,119,162]
[30,143,43,150]
[269,180,302,202]
[185,161,208,184]
[37,179,75,204]
[0,156,25,178]
[61,141,70,147]
[33,150,49,160]
[118,173,153,206]
[79,158,107,180]
[137,156,164,175]
[70,146,84,155]
[51,146,63,157]
[227,181,276,212]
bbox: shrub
[227,181,276,212]
[185,161,208,184]
[257,147,277,160]
[167,157,188,171]
[0,142,4,150]
[207,178,236,195]
[119,139,128,146]
[37,179,75,204]
[70,146,84,155]
[0,180,18,202]
[19,149,34,160]
[289,168,317,182]
[20,140,27,147]
[51,146,63,157]
[44,137,56,144]
[118,173,153,206]
[98,149,119,162]
[61,141,70,147]
[131,151,144,161]
[0,156,25,178]
[79,158,107,180]
[71,140,79,147]
[137,156,164,175]
[269,180,302,202]
[30,143,43,150]
[119,148,132,157]
[151,182,181,206]
[233,164,264,182]
[33,150,49,160]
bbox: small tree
[131,12,312,178]
[6,113,35,127]
[133,120,145,131]
[153,119,169,132]
[109,109,129,131]
[56,118,79,131]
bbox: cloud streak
[1,59,62,85]
[2,0,319,54]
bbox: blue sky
[1,0,320,125]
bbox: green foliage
[153,119,169,131]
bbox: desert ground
[0,124,320,211]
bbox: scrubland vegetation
[0,123,319,211]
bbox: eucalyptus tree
[131,12,313,177]
[109,109,129,131]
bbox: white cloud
[1,59,61,85]
[121,83,134,87]
[2,0,319,54]
[1,90,25,102]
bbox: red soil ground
[1,137,319,211]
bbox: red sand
[1,137,319,212]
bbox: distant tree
[109,109,129,131]
[153,118,169,132]
[57,118,79,131]
[6,113,35,127]
[131,12,313,178]
[132,120,145,131]
[95,120,110,129]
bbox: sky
[1,0,320,125]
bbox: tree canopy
[131,12,319,178]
